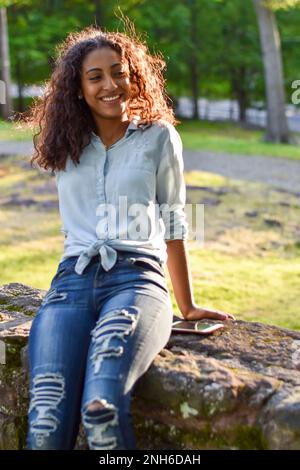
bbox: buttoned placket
[74,118,151,276]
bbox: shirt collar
[91,115,151,143]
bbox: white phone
[172,319,225,335]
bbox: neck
[94,114,130,144]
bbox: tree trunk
[231,67,248,123]
[15,60,24,113]
[190,57,199,121]
[93,0,104,28]
[252,0,290,143]
[0,7,13,120]
[237,89,247,123]
[189,0,200,120]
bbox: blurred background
[0,0,299,329]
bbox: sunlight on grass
[0,119,34,141]
[184,170,228,187]
[166,243,300,331]
[0,236,64,290]
[0,170,35,192]
[178,119,300,160]
[0,154,299,330]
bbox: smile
[100,94,123,104]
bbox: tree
[0,0,34,118]
[124,0,203,119]
[213,0,262,123]
[252,0,300,142]
[8,0,94,113]
[0,6,12,119]
[93,0,104,27]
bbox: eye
[89,72,125,81]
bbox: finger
[216,311,235,321]
[226,313,236,320]
[202,310,234,321]
[216,312,235,321]
[213,312,228,321]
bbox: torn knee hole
[82,398,119,449]
[86,400,106,412]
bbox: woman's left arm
[157,126,235,322]
[166,239,236,321]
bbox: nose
[102,75,118,91]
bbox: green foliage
[2,0,300,122]
[8,0,94,85]
[263,0,300,10]
[0,0,31,7]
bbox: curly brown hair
[19,19,179,173]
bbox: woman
[25,23,235,450]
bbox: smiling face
[80,47,131,121]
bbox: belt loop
[117,251,126,261]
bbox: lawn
[0,119,34,141]
[178,118,300,160]
[0,153,299,331]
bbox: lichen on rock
[1,282,300,450]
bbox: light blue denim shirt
[54,116,189,275]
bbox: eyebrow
[86,63,122,74]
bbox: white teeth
[102,94,121,102]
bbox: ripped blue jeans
[26,250,173,450]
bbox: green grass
[0,236,64,290]
[0,119,34,141]
[178,118,300,161]
[184,245,300,331]
[0,154,299,330]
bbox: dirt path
[184,149,300,194]
[1,140,299,193]
[0,141,34,157]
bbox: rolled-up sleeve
[156,125,189,241]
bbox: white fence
[9,85,300,132]
[176,97,300,131]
